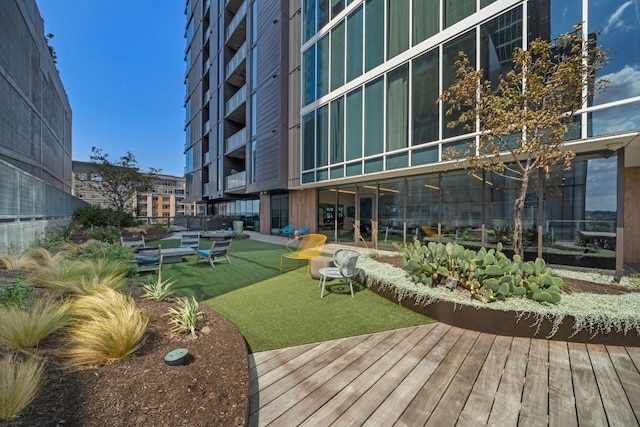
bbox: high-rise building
[184,0,289,233]
[187,0,640,269]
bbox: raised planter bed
[367,283,640,347]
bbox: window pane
[303,46,316,106]
[444,0,475,28]
[302,112,315,170]
[319,0,330,29]
[387,0,409,59]
[331,21,345,91]
[316,105,329,167]
[331,0,345,18]
[318,35,330,98]
[365,0,384,71]
[346,6,363,82]
[481,6,522,88]
[412,49,439,145]
[303,0,316,43]
[443,31,476,138]
[588,0,640,105]
[387,64,409,151]
[413,0,439,45]
[346,88,363,160]
[364,77,384,155]
[330,97,344,163]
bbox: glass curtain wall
[377,180,404,243]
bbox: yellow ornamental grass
[0,254,40,272]
[29,258,128,294]
[59,287,148,370]
[0,297,70,353]
[0,354,45,421]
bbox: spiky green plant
[0,354,45,421]
[141,271,176,302]
[0,297,70,352]
[29,258,128,294]
[59,287,148,370]
[164,297,203,337]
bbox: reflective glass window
[412,49,439,145]
[388,0,409,59]
[316,105,329,167]
[365,0,384,71]
[480,6,522,88]
[346,88,363,160]
[318,35,330,97]
[303,46,316,106]
[413,0,439,45]
[443,31,476,138]
[346,6,363,82]
[444,0,475,29]
[303,0,316,42]
[331,21,345,91]
[319,0,330,29]
[364,77,384,155]
[302,112,316,170]
[330,97,344,164]
[387,64,409,151]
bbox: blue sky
[36,0,186,176]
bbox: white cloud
[603,1,634,35]
[595,65,640,104]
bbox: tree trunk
[513,172,531,258]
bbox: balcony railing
[225,0,246,48]
[203,120,210,134]
[225,41,247,81]
[203,89,210,104]
[225,170,246,191]
[203,182,209,196]
[203,58,211,74]
[204,151,210,164]
[225,84,246,117]
[225,127,247,154]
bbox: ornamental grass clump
[399,240,563,304]
[59,287,148,370]
[141,271,176,302]
[164,297,203,337]
[0,296,70,353]
[0,253,40,272]
[0,354,45,421]
[29,258,128,295]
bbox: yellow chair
[280,234,327,276]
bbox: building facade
[186,0,640,269]
[73,161,190,223]
[183,0,289,233]
[293,0,640,270]
[0,0,85,255]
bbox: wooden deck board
[248,323,640,426]
[299,324,437,426]
[519,338,549,426]
[587,344,638,426]
[424,333,496,427]
[548,340,578,427]
[568,342,608,427]
[395,330,480,426]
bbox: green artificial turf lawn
[155,238,434,352]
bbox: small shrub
[59,287,148,369]
[85,226,121,244]
[0,254,40,272]
[164,297,203,337]
[0,274,34,308]
[0,354,45,421]
[0,297,69,352]
[141,272,176,302]
[29,258,128,295]
[66,241,134,263]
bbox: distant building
[0,0,84,254]
[73,161,190,224]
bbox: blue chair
[295,225,310,237]
[135,244,162,273]
[281,224,295,237]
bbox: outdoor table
[161,247,197,263]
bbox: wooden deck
[248,323,640,426]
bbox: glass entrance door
[356,193,377,247]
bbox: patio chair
[319,249,360,298]
[281,224,295,237]
[280,233,327,276]
[195,239,232,268]
[179,233,200,248]
[135,244,162,273]
[294,225,310,237]
[121,235,146,250]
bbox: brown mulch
[0,274,249,427]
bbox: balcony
[204,24,211,41]
[203,58,211,74]
[225,41,247,87]
[225,84,246,122]
[203,182,209,196]
[225,0,246,50]
[225,127,247,158]
[225,0,243,14]
[203,120,210,135]
[225,170,246,192]
[203,89,210,105]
